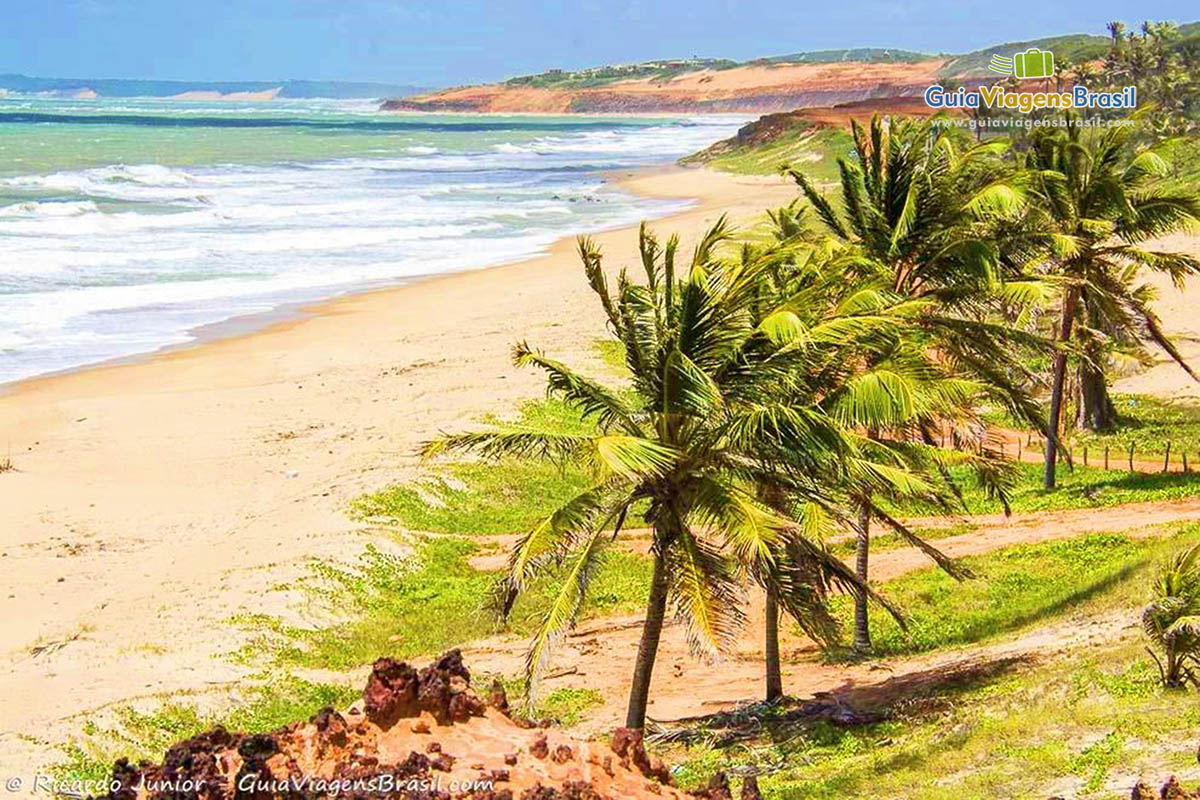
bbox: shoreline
[0,164,799,775]
[0,164,696,396]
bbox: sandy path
[459,498,1199,732]
[0,167,800,773]
[1114,232,1200,400]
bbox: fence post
[1164,442,1171,473]
[1104,446,1109,470]
[1000,442,1005,459]
[1185,451,1190,473]
[1129,443,1135,472]
[1018,440,1022,461]
[1083,446,1088,467]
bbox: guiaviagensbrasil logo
[989,48,1054,79]
[924,47,1136,114]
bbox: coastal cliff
[383,60,948,114]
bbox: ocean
[0,97,744,384]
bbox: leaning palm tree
[1023,118,1200,487]
[786,115,1048,653]
[734,226,985,683]
[424,220,912,727]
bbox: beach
[0,165,799,773]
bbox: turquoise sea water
[0,97,744,383]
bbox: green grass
[1163,133,1200,190]
[670,640,1199,799]
[828,522,977,558]
[504,58,739,89]
[937,32,1109,78]
[237,534,651,672]
[888,460,1200,517]
[352,397,595,535]
[594,338,629,375]
[684,120,853,179]
[828,525,1200,660]
[530,687,606,726]
[54,675,359,784]
[1074,393,1200,461]
[353,459,593,535]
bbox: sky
[2,0,1197,88]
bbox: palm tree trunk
[1077,360,1116,431]
[764,584,782,702]
[625,549,669,729]
[852,501,872,655]
[1044,288,1080,489]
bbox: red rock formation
[97,651,705,800]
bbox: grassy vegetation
[937,32,1110,78]
[236,535,651,672]
[670,640,1199,799]
[1164,135,1200,189]
[828,526,1200,659]
[672,526,1200,798]
[593,338,629,375]
[1074,394,1200,460]
[761,48,932,65]
[888,460,1200,516]
[535,687,606,725]
[685,122,852,179]
[55,675,359,783]
[827,522,977,557]
[352,397,594,535]
[482,682,607,726]
[353,460,592,535]
[504,59,738,89]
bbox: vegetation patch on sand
[352,398,595,535]
[1074,394,1200,459]
[829,525,1200,659]
[235,534,651,672]
[669,639,1199,799]
[681,116,851,179]
[888,461,1200,516]
[54,675,359,784]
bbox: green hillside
[500,21,1198,90]
[939,33,1110,77]
[760,47,933,64]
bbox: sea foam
[0,102,745,383]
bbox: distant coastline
[0,73,428,100]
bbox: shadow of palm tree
[651,653,1034,747]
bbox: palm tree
[1143,543,1200,688]
[1023,119,1200,486]
[730,231,934,697]
[786,114,1047,653]
[424,220,907,727]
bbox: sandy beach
[3,160,1199,778]
[0,166,798,773]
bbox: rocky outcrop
[95,651,729,800]
[1131,776,1200,799]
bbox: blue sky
[3,0,1196,87]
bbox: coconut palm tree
[1023,119,1200,487]
[1143,543,1200,688]
[424,220,918,727]
[786,114,1048,652]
